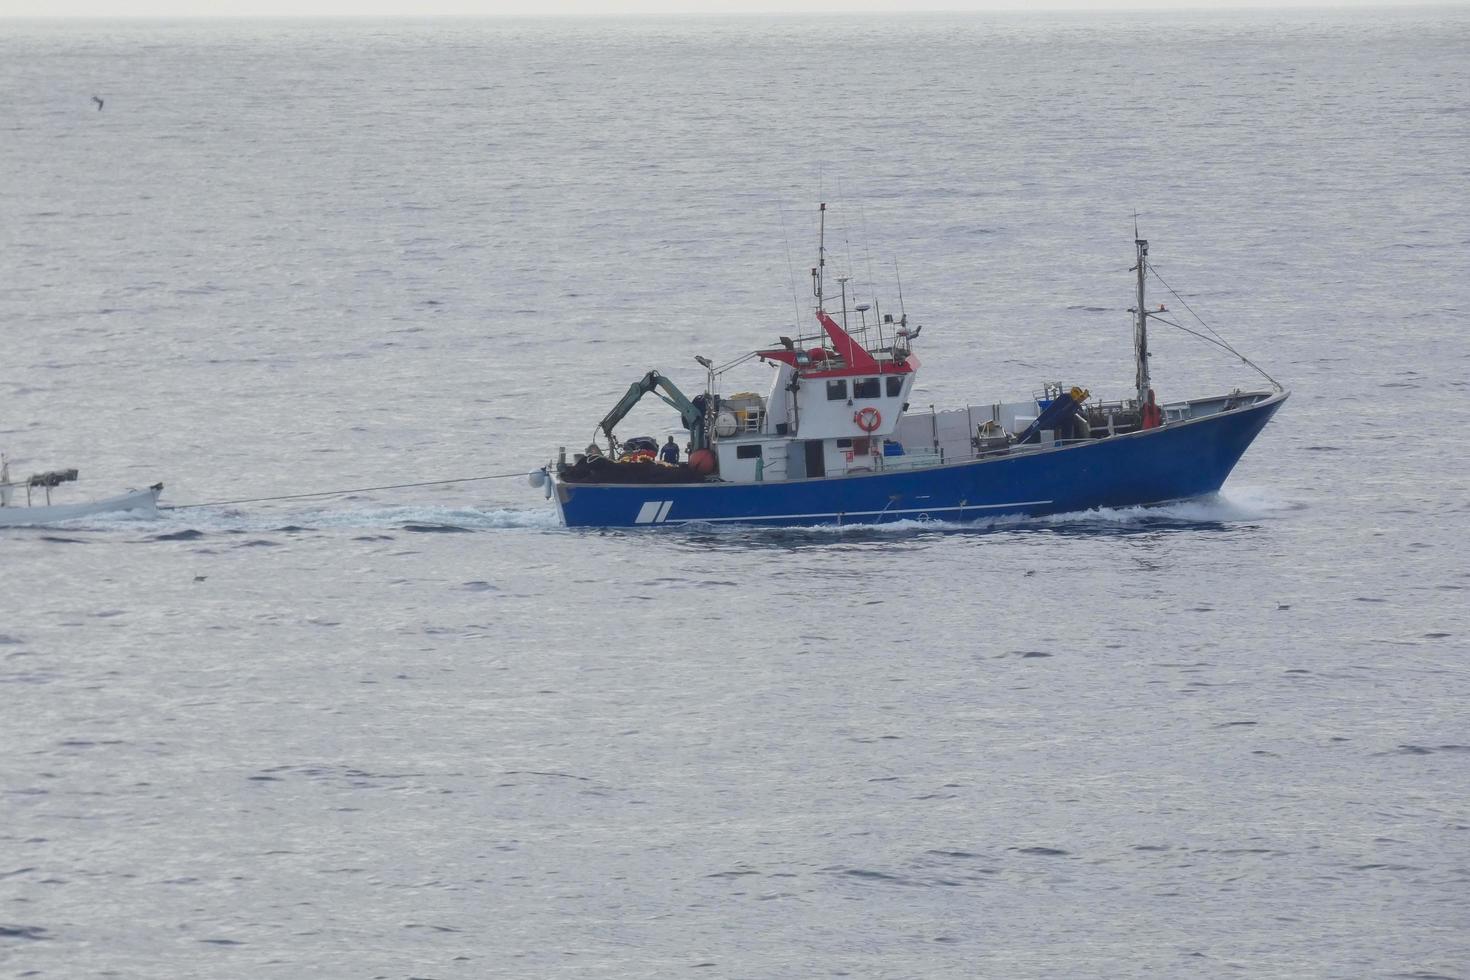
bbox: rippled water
[3,11,1469,979]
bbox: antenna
[778,201,803,334]
[859,199,876,302]
[855,301,871,349]
[894,259,907,322]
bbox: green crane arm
[598,370,708,451]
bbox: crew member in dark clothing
[660,436,680,464]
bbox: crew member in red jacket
[1141,388,1163,429]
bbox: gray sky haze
[3,0,1464,17]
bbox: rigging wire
[163,470,532,511]
[838,208,864,340]
[1150,314,1282,390]
[1145,262,1282,391]
[1148,315,1237,353]
[711,349,760,376]
[1147,262,1230,345]
[859,200,876,295]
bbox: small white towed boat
[0,455,162,527]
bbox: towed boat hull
[0,485,162,528]
[552,392,1286,529]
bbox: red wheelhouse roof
[756,311,917,378]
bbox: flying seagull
[92,95,104,111]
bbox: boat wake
[661,486,1302,545]
[1027,485,1305,529]
[16,488,1298,540]
[28,503,563,536]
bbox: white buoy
[527,469,547,489]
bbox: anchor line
[162,471,533,510]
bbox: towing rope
[162,470,533,510]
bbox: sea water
[2,10,1468,978]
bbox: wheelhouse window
[826,379,848,401]
[886,376,904,397]
[735,444,762,459]
[853,377,880,399]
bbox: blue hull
[553,392,1286,528]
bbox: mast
[811,202,827,314]
[1133,236,1150,407]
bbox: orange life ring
[854,406,882,432]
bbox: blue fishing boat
[532,207,1286,528]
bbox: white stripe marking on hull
[657,500,1054,525]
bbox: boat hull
[552,392,1286,528]
[0,485,162,528]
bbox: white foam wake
[40,502,563,534]
[23,488,1298,537]
[663,486,1302,536]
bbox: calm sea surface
[2,10,1468,979]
